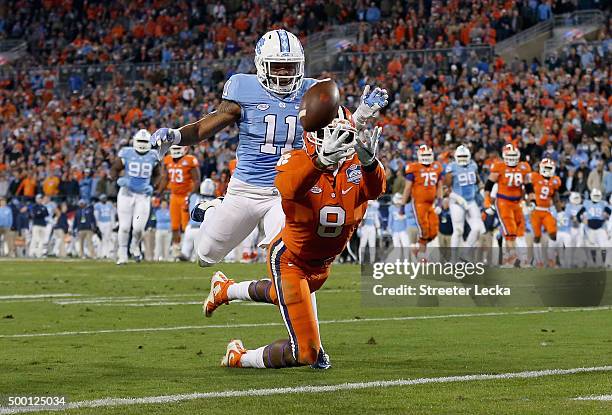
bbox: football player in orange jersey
[202,108,385,369]
[401,145,443,259]
[527,158,562,267]
[483,144,534,266]
[159,145,200,258]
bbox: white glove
[317,125,354,167]
[150,127,181,160]
[485,207,495,216]
[353,85,389,129]
[528,201,536,212]
[434,206,442,215]
[354,126,382,167]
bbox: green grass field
[0,260,611,414]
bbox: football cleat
[116,258,128,265]
[310,348,332,370]
[191,197,223,223]
[203,271,234,317]
[221,339,246,367]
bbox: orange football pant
[530,209,557,238]
[495,198,524,240]
[412,202,439,244]
[169,193,189,232]
[266,236,329,366]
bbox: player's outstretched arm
[151,100,241,158]
[151,165,162,189]
[157,165,169,194]
[355,127,386,202]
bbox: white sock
[533,242,542,263]
[240,346,266,368]
[227,281,253,301]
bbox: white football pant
[117,187,150,261]
[359,225,376,263]
[449,198,485,248]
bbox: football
[298,78,340,132]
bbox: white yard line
[1,307,610,339]
[0,294,82,301]
[573,394,612,401]
[0,365,610,414]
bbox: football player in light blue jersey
[93,194,116,259]
[578,189,610,265]
[443,145,485,253]
[358,199,381,263]
[151,29,388,369]
[387,193,410,260]
[110,129,161,265]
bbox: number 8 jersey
[222,73,317,187]
[118,147,159,194]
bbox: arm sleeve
[275,151,323,200]
[359,160,387,204]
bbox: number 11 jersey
[222,73,318,187]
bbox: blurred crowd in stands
[0,0,610,258]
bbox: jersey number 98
[128,162,152,178]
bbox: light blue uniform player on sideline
[93,194,116,259]
[110,129,160,265]
[444,145,485,250]
[578,189,610,265]
[358,199,381,263]
[150,29,388,369]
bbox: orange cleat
[221,339,246,367]
[203,271,234,317]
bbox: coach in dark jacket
[73,199,96,258]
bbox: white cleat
[221,339,246,367]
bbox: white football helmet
[502,143,520,167]
[306,106,356,159]
[254,29,304,95]
[590,188,602,203]
[169,145,187,159]
[539,158,555,178]
[417,144,434,165]
[454,145,471,166]
[569,192,582,205]
[200,178,216,197]
[132,129,151,153]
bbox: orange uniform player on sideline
[202,107,386,369]
[527,158,561,267]
[159,145,200,255]
[483,144,534,265]
[401,145,443,257]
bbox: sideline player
[444,144,485,255]
[110,129,160,264]
[483,144,533,266]
[401,145,443,260]
[158,145,200,258]
[358,199,381,263]
[578,189,610,266]
[527,158,561,267]
[203,110,385,368]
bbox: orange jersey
[275,151,386,264]
[405,161,443,204]
[491,161,531,201]
[163,154,199,195]
[528,172,561,208]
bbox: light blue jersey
[405,202,417,227]
[222,73,318,187]
[583,200,610,221]
[388,205,408,233]
[446,161,478,202]
[155,208,171,230]
[362,202,381,227]
[564,203,582,228]
[557,210,571,233]
[44,201,56,224]
[94,202,114,223]
[118,147,159,195]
